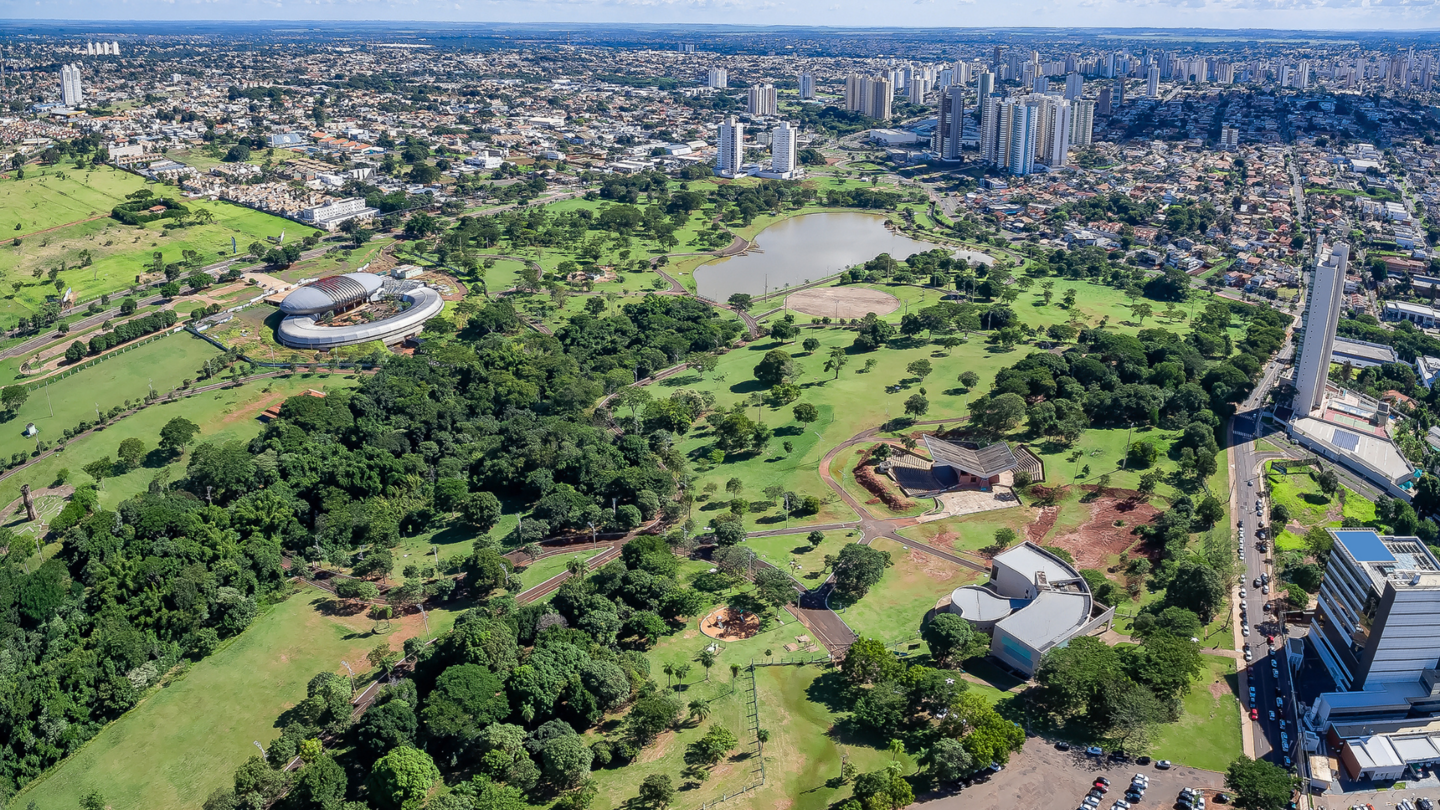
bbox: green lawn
[0,165,308,326]
[740,527,855,588]
[0,332,223,459]
[1148,654,1243,772]
[515,550,600,590]
[14,586,466,810]
[834,537,984,648]
[1268,460,1376,550]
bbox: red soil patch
[1042,494,1161,571]
[1026,506,1059,545]
[853,447,914,511]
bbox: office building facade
[1147,66,1160,97]
[1312,529,1440,693]
[798,73,814,99]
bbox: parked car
[1250,708,1259,720]
[1057,741,1071,751]
[1086,746,1104,757]
[1156,760,1172,769]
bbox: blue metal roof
[1335,530,1396,563]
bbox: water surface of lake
[694,212,946,300]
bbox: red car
[1250,708,1259,720]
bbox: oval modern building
[275,272,445,350]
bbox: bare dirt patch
[1042,496,1161,571]
[785,286,900,319]
[1026,506,1059,545]
[908,547,960,581]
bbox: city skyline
[12,5,1440,29]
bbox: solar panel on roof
[1332,429,1361,452]
[1335,530,1397,563]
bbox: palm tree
[688,699,711,725]
[661,662,675,688]
[674,663,692,688]
[888,738,906,762]
[565,557,590,577]
[697,649,716,681]
[729,663,741,683]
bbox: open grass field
[15,585,466,810]
[1267,460,1376,550]
[1147,654,1242,772]
[740,526,856,588]
[515,549,600,589]
[0,165,308,327]
[0,331,222,456]
[833,537,984,648]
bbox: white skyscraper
[85,41,94,55]
[1006,100,1039,176]
[1299,60,1311,90]
[707,68,728,89]
[908,77,928,104]
[798,73,815,100]
[1294,241,1349,415]
[715,115,743,177]
[1147,66,1160,98]
[770,121,797,177]
[1064,72,1083,100]
[981,93,1005,165]
[110,41,119,55]
[1071,100,1095,146]
[747,83,777,116]
[60,64,83,108]
[1036,97,1072,168]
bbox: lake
[694,212,954,300]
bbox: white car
[1239,589,1247,598]
[1242,625,1250,636]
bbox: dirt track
[785,286,900,319]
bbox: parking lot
[916,738,1227,810]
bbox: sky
[10,0,1440,32]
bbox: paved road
[1228,277,1305,770]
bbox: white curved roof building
[276,273,444,349]
[948,542,1115,677]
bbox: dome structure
[279,273,384,315]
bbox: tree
[159,416,200,453]
[421,664,509,742]
[355,699,418,758]
[82,457,112,487]
[697,650,716,681]
[753,349,795,387]
[824,347,849,379]
[293,755,348,810]
[793,402,819,424]
[367,747,441,810]
[1225,756,1295,810]
[807,530,825,549]
[462,491,503,532]
[1315,467,1340,498]
[65,341,85,364]
[926,737,974,784]
[685,725,737,766]
[726,293,753,312]
[968,393,1027,436]
[81,792,106,810]
[541,734,593,789]
[906,358,933,381]
[187,270,212,292]
[802,337,821,353]
[1195,495,1225,528]
[959,371,979,389]
[769,321,799,344]
[116,437,146,471]
[904,394,929,417]
[830,543,892,599]
[1165,561,1227,622]
[1284,583,1309,610]
[638,774,674,808]
[752,567,796,611]
[921,612,989,665]
[0,385,28,412]
[839,637,902,685]
[1129,302,1153,326]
